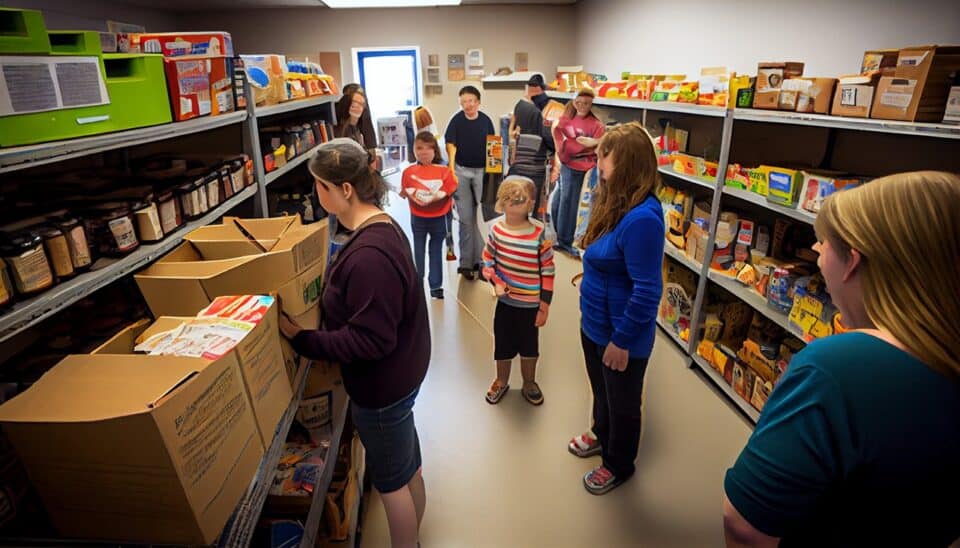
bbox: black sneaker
[430,288,444,299]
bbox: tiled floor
[356,191,753,547]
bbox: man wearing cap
[508,73,556,219]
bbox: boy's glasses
[509,196,529,205]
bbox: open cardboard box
[871,45,960,121]
[94,299,293,449]
[0,325,264,544]
[135,216,328,320]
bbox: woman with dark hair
[567,122,664,496]
[551,88,604,257]
[335,84,377,148]
[279,138,429,548]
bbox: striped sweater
[482,219,555,308]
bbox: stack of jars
[0,154,255,309]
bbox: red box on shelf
[164,58,212,121]
[131,32,234,58]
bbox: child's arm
[535,236,556,327]
[481,229,507,292]
[432,166,458,201]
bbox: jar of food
[0,232,55,296]
[131,199,163,243]
[219,164,235,200]
[156,189,184,235]
[0,258,14,309]
[203,172,221,209]
[178,181,202,221]
[86,203,139,256]
[54,217,92,272]
[40,226,75,280]
[193,177,210,215]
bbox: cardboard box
[795,77,837,114]
[299,361,346,429]
[96,301,292,448]
[871,45,960,121]
[135,216,328,319]
[753,62,804,109]
[831,74,877,118]
[164,57,212,121]
[131,31,234,57]
[0,337,263,543]
[209,56,236,116]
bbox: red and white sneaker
[583,465,624,495]
[568,433,601,458]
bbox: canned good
[157,189,184,235]
[132,200,164,243]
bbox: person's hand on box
[278,307,305,340]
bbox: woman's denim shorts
[351,387,422,493]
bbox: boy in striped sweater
[482,176,555,405]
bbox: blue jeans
[552,165,586,249]
[352,387,422,493]
[411,214,447,291]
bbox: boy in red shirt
[401,131,458,299]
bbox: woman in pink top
[551,88,605,257]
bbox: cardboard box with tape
[831,74,878,118]
[752,62,804,110]
[135,216,328,324]
[0,317,267,543]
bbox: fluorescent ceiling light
[324,0,461,7]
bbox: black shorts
[494,300,539,360]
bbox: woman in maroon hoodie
[279,138,429,548]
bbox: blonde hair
[495,176,536,214]
[582,122,659,247]
[814,170,960,378]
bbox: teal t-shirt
[725,333,960,546]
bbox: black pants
[581,329,650,479]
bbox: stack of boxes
[130,32,238,121]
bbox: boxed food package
[861,49,898,75]
[764,166,802,207]
[753,62,804,109]
[778,78,810,110]
[95,295,292,448]
[798,170,861,213]
[945,84,960,124]
[0,322,265,543]
[795,77,837,113]
[209,56,236,116]
[135,216,329,320]
[242,54,288,106]
[831,74,878,118]
[871,45,960,121]
[698,67,731,107]
[131,32,234,57]
[164,57,212,121]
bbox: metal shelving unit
[732,108,960,140]
[721,186,817,225]
[547,91,726,117]
[255,95,340,119]
[0,111,248,174]
[265,142,323,187]
[659,165,716,190]
[300,397,351,548]
[218,359,312,548]
[655,317,690,354]
[663,239,701,275]
[0,184,258,344]
[707,271,805,341]
[692,354,761,423]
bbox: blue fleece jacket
[579,195,664,358]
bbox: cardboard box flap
[0,356,206,423]
[92,319,152,354]
[137,254,257,277]
[188,216,298,245]
[838,74,878,85]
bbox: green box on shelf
[48,30,103,56]
[0,7,50,54]
[765,166,802,207]
[0,53,172,148]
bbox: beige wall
[10,0,179,32]
[574,0,960,79]
[179,5,577,136]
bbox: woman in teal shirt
[724,171,960,547]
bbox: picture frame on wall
[428,53,439,67]
[448,54,465,81]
